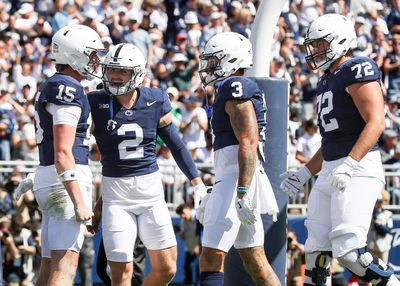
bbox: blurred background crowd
[0,0,400,285]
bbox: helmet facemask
[304,36,334,71]
[199,51,226,86]
[102,64,143,96]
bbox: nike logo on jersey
[215,180,221,185]
[147,100,157,106]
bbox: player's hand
[235,195,256,225]
[14,173,35,201]
[195,188,211,225]
[280,166,312,197]
[328,156,358,192]
[193,183,207,210]
[87,201,102,234]
[75,203,94,222]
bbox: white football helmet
[51,24,105,80]
[199,32,253,86]
[102,43,146,96]
[304,14,357,71]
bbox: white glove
[14,173,35,201]
[193,183,207,211]
[235,195,256,225]
[328,156,358,192]
[196,192,211,224]
[280,166,312,197]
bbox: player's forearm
[349,121,385,161]
[55,150,85,207]
[237,142,257,189]
[305,148,323,175]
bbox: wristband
[236,187,249,194]
[58,169,78,182]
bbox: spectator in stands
[383,34,400,98]
[384,94,400,132]
[387,0,400,34]
[176,203,200,285]
[180,94,208,150]
[14,114,38,162]
[367,191,394,264]
[353,16,373,57]
[170,52,199,97]
[380,129,399,163]
[2,214,37,286]
[286,228,305,286]
[0,182,14,217]
[295,119,322,164]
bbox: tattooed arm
[225,99,259,198]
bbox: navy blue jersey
[211,77,267,151]
[316,56,381,161]
[35,73,91,166]
[88,87,172,177]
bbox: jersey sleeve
[43,80,85,107]
[341,57,381,88]
[160,89,172,115]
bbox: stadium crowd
[0,0,399,285]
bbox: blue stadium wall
[76,215,400,284]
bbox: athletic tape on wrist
[236,187,249,194]
[58,169,78,182]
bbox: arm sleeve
[46,103,82,127]
[158,123,199,180]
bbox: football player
[280,14,400,286]
[88,43,206,286]
[197,32,280,286]
[33,24,104,286]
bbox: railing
[1,160,399,214]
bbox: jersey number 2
[118,123,144,159]
[316,91,339,132]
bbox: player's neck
[116,89,138,109]
[328,56,350,73]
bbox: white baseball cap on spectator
[184,11,199,25]
[171,53,188,63]
[128,9,142,24]
[117,6,128,14]
[375,2,384,11]
[101,36,113,44]
[230,1,242,9]
[84,9,98,20]
[210,11,221,20]
[355,16,365,25]
[166,86,179,98]
[18,3,34,15]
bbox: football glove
[196,191,211,225]
[328,156,358,192]
[235,195,256,225]
[280,166,312,197]
[14,173,35,201]
[193,183,207,211]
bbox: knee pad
[304,251,332,286]
[338,247,394,285]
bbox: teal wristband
[236,187,249,194]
